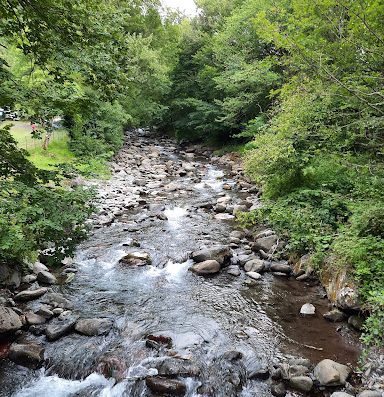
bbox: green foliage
[0,125,95,266]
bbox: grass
[2,120,110,177]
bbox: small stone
[227,265,241,276]
[146,376,186,396]
[300,303,316,316]
[45,315,78,341]
[52,308,64,316]
[246,272,262,280]
[289,376,313,392]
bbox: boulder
[323,309,347,322]
[21,274,37,283]
[42,292,73,309]
[253,235,278,253]
[246,272,262,280]
[75,318,113,336]
[119,252,151,266]
[45,315,78,341]
[14,287,48,301]
[191,260,220,275]
[191,246,231,265]
[270,261,291,274]
[289,376,313,392]
[9,343,45,369]
[0,306,22,333]
[25,312,46,325]
[313,359,351,386]
[336,287,360,311]
[37,270,57,285]
[244,259,265,273]
[146,377,186,396]
[300,303,316,316]
[32,262,49,274]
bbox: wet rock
[97,354,127,382]
[25,312,46,325]
[227,265,241,276]
[148,357,200,377]
[14,287,48,301]
[21,274,37,283]
[330,393,354,397]
[45,315,78,341]
[357,391,383,397]
[271,382,287,397]
[324,309,347,322]
[52,308,64,316]
[244,259,265,273]
[9,342,45,369]
[300,303,316,316]
[0,306,22,333]
[289,376,313,392]
[314,359,351,386]
[146,376,186,396]
[42,292,73,309]
[37,270,57,285]
[348,315,364,331]
[119,251,151,266]
[146,334,172,349]
[191,246,231,265]
[246,271,261,280]
[252,235,278,253]
[336,287,360,311]
[270,261,291,274]
[191,260,220,275]
[32,262,49,274]
[246,360,270,380]
[75,318,113,336]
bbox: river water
[0,131,359,397]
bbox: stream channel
[0,130,360,397]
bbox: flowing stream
[0,131,360,397]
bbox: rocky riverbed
[0,130,383,397]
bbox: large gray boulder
[9,343,45,369]
[313,359,351,386]
[75,318,113,336]
[244,259,265,273]
[252,235,278,253]
[191,246,231,265]
[14,287,48,301]
[191,260,220,275]
[37,270,57,285]
[0,306,22,333]
[289,376,313,392]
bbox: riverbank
[0,130,382,397]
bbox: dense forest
[0,0,383,350]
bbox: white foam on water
[12,372,122,397]
[144,259,192,282]
[164,206,188,229]
[196,166,224,192]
